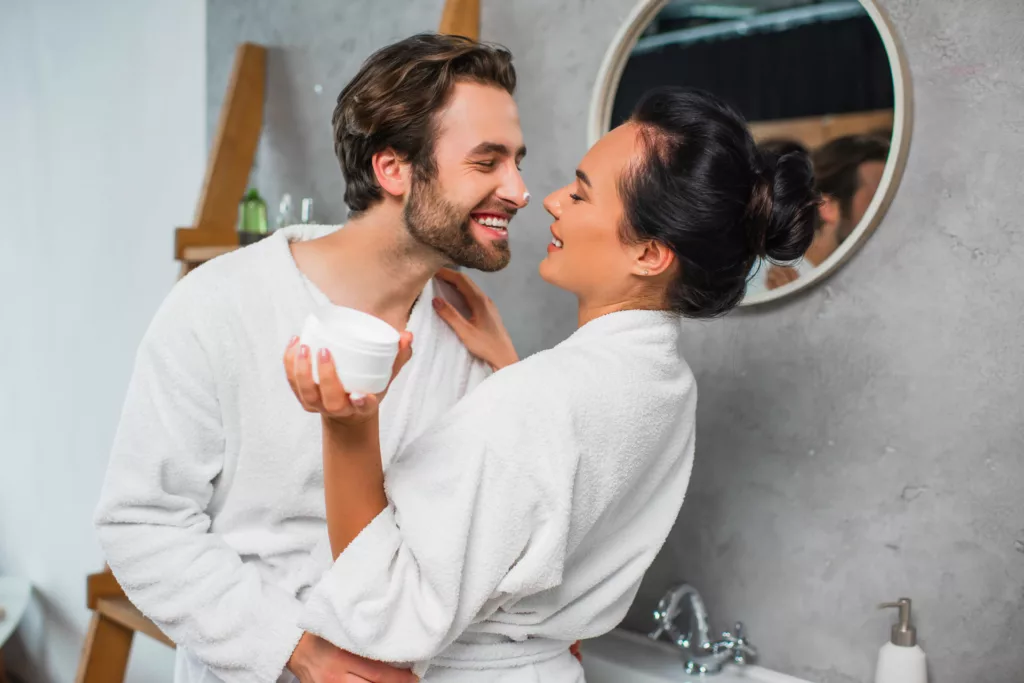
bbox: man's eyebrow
[468,142,528,159]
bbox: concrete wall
[1,1,206,681]
[206,1,1024,681]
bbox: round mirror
[589,0,912,305]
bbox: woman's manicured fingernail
[298,345,309,359]
[318,348,330,363]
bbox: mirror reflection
[610,0,896,301]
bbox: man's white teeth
[476,216,509,230]
[551,238,563,248]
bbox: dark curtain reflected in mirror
[611,8,893,126]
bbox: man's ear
[372,148,411,198]
[819,194,841,227]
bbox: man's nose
[495,163,529,210]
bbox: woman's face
[539,123,652,307]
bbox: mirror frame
[587,0,914,306]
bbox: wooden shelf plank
[749,109,894,150]
[96,597,175,649]
[86,570,125,610]
[74,611,135,683]
[439,0,479,40]
[182,244,238,264]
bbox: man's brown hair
[333,33,517,216]
[812,134,890,219]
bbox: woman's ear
[372,148,412,198]
[635,240,676,278]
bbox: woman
[284,88,818,681]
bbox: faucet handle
[649,602,669,641]
[649,594,690,648]
[718,622,758,665]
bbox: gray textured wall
[208,1,1024,681]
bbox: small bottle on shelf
[300,197,315,224]
[274,193,295,231]
[237,188,269,245]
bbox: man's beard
[836,215,857,244]
[403,173,511,272]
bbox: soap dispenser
[874,597,927,683]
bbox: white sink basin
[580,629,813,683]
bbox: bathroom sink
[580,629,813,683]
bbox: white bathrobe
[299,309,697,681]
[94,225,491,683]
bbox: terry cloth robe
[94,225,490,683]
[300,309,697,681]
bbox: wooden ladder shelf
[174,0,482,278]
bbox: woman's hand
[432,268,519,371]
[283,332,414,426]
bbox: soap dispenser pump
[874,597,927,683]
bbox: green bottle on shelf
[237,188,269,245]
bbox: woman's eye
[569,193,583,203]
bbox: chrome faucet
[648,582,758,674]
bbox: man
[765,134,890,289]
[94,33,528,683]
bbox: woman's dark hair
[333,33,516,216]
[758,137,809,161]
[620,88,820,317]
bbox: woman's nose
[543,189,563,218]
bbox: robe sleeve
[299,379,569,664]
[94,274,304,683]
